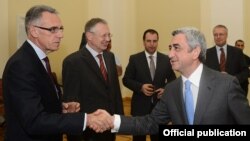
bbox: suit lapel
[194,66,215,124]
[173,78,188,124]
[154,52,161,82]
[211,47,220,70]
[103,51,111,82]
[24,42,49,76]
[225,45,233,70]
[80,47,108,84]
[24,42,59,99]
[140,52,153,81]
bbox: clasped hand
[62,103,113,133]
[62,102,80,113]
[87,109,114,133]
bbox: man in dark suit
[235,39,250,78]
[122,29,176,141]
[235,40,250,65]
[205,25,249,96]
[2,5,111,141]
[62,18,124,141]
[91,27,250,135]
[235,39,250,66]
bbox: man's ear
[85,32,92,41]
[192,45,201,59]
[30,26,39,38]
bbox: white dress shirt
[216,45,227,63]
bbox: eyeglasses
[89,31,113,39]
[33,25,64,33]
[102,33,113,38]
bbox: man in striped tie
[62,18,124,141]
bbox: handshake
[62,102,114,133]
[87,109,114,133]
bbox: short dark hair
[143,29,159,41]
[235,39,244,45]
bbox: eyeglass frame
[33,25,64,33]
[88,31,113,39]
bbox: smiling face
[213,26,228,47]
[86,23,111,53]
[168,33,201,77]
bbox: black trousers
[133,135,158,141]
[67,129,115,141]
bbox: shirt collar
[27,39,47,60]
[86,43,102,57]
[182,63,203,87]
[145,51,157,58]
[216,44,227,52]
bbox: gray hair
[84,18,107,33]
[172,27,207,63]
[213,24,228,33]
[25,5,58,34]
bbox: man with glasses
[205,25,249,96]
[2,5,111,141]
[62,18,124,141]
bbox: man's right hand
[87,109,114,133]
[141,84,154,96]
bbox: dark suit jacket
[2,41,85,141]
[118,66,250,135]
[205,45,249,95]
[243,53,250,77]
[62,46,124,140]
[123,51,176,116]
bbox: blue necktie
[185,80,194,125]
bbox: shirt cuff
[111,114,121,133]
[83,113,87,131]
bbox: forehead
[213,27,227,33]
[145,33,158,39]
[40,12,62,26]
[93,23,109,33]
[236,42,244,45]
[171,33,187,43]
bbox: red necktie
[220,48,226,71]
[43,57,53,81]
[43,57,61,97]
[97,54,108,81]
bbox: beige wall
[245,0,250,54]
[136,0,200,53]
[0,0,9,77]
[1,0,250,99]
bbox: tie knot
[149,55,153,60]
[185,80,191,89]
[43,57,49,63]
[43,56,52,73]
[97,54,102,58]
[97,54,103,59]
[220,48,224,52]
